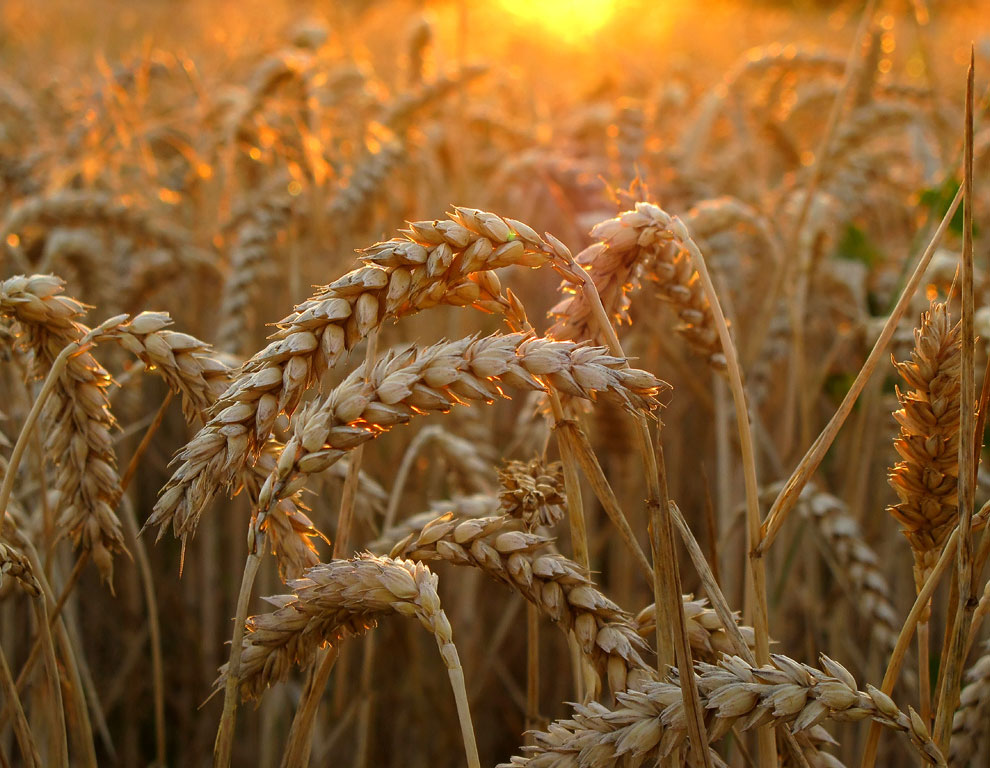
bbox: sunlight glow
[497,0,618,43]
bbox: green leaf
[918,177,975,238]
[833,223,883,267]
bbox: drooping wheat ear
[678,46,846,168]
[226,49,313,145]
[220,554,455,697]
[0,274,124,581]
[220,553,481,767]
[496,459,565,529]
[256,333,664,516]
[379,510,652,696]
[501,654,945,767]
[633,599,757,663]
[820,102,925,183]
[949,647,990,766]
[327,456,390,519]
[0,518,40,596]
[149,208,568,546]
[548,201,726,370]
[248,450,324,580]
[797,487,900,660]
[887,301,961,590]
[218,195,292,354]
[611,99,645,183]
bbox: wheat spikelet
[106,304,319,579]
[218,554,457,700]
[0,517,39,597]
[0,274,124,581]
[405,15,433,87]
[633,600,757,663]
[37,229,108,305]
[822,102,926,182]
[679,46,846,168]
[381,65,487,131]
[392,426,496,498]
[610,100,645,183]
[949,647,990,766]
[149,208,566,547]
[496,459,565,529]
[226,49,313,145]
[256,333,664,515]
[502,654,945,767]
[887,301,961,587]
[110,311,234,421]
[549,201,726,370]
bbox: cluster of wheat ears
[1,0,990,766]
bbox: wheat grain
[220,554,456,699]
[497,459,565,529]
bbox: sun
[496,0,619,43]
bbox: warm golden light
[497,0,617,43]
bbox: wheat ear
[0,275,125,581]
[502,655,944,767]
[888,301,961,589]
[255,333,663,518]
[217,554,480,768]
[149,208,571,548]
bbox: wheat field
[1,0,989,766]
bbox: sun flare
[496,0,618,43]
